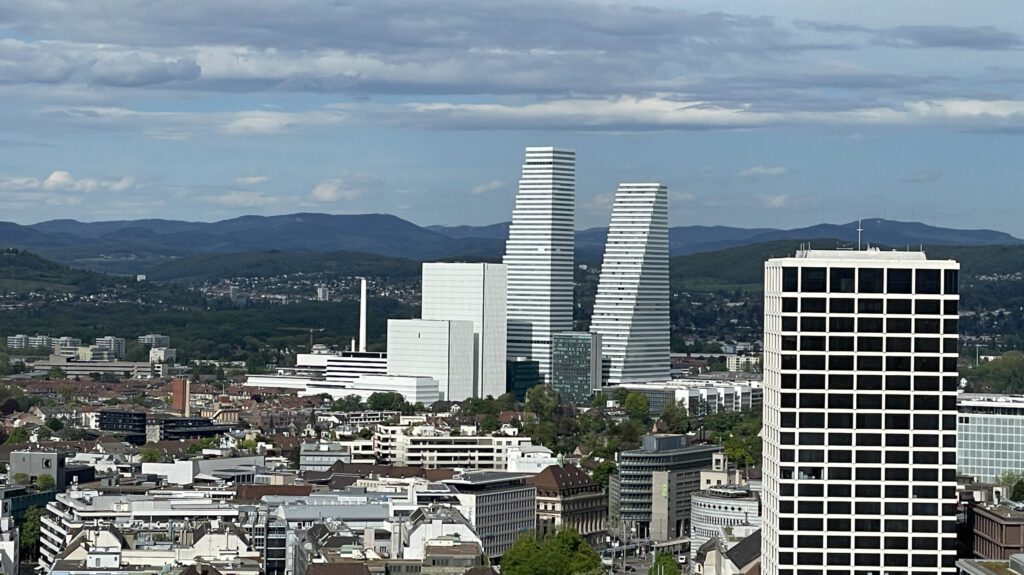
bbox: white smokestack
[359,277,367,352]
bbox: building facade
[421,262,508,399]
[528,463,607,546]
[504,147,575,384]
[761,249,960,575]
[610,434,721,540]
[590,183,670,386]
[444,471,537,559]
[387,319,475,402]
[551,332,602,405]
[690,485,762,561]
[958,393,1024,483]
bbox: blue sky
[0,1,1022,234]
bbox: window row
[778,474,956,494]
[780,373,959,391]
[781,316,958,334]
[780,447,955,465]
[779,533,955,552]
[783,297,957,315]
[777,500,952,517]
[780,432,956,450]
[781,335,957,353]
[781,354,958,372]
[782,267,958,295]
[780,411,956,430]
[780,392,956,411]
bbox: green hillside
[145,250,423,282]
[0,248,112,292]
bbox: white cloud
[235,175,268,185]
[470,180,504,195]
[310,179,363,202]
[760,193,791,208]
[738,166,788,179]
[0,170,134,193]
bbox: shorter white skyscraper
[388,319,475,401]
[422,262,508,399]
[590,182,670,385]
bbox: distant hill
[146,250,423,283]
[0,214,1018,274]
[0,248,112,292]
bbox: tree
[501,528,602,575]
[5,427,29,444]
[140,447,164,463]
[1013,479,1024,502]
[525,384,558,420]
[44,417,65,432]
[0,462,6,474]
[12,472,29,485]
[367,392,411,413]
[37,427,52,441]
[648,553,682,575]
[591,460,618,488]
[332,394,364,412]
[46,366,67,380]
[36,473,55,491]
[20,506,43,560]
[480,414,500,434]
[623,392,650,423]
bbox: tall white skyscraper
[590,183,670,385]
[762,249,960,575]
[504,147,575,384]
[422,262,508,399]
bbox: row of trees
[501,528,603,575]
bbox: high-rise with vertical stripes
[504,147,576,383]
[590,182,670,385]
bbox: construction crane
[279,327,325,349]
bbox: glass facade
[551,332,599,405]
[958,396,1024,483]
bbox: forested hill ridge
[0,214,1018,274]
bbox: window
[944,299,958,315]
[858,299,883,314]
[830,336,854,351]
[829,355,854,370]
[782,335,798,351]
[829,317,855,332]
[801,336,826,351]
[887,299,912,314]
[857,394,882,409]
[944,318,959,334]
[887,269,912,293]
[886,375,911,390]
[859,268,884,293]
[887,337,911,352]
[944,269,959,294]
[830,267,855,292]
[917,269,941,294]
[830,298,855,313]
[829,413,853,428]
[915,357,940,372]
[801,373,826,389]
[857,336,883,352]
[885,394,911,409]
[782,317,797,331]
[857,318,883,332]
[916,318,941,333]
[857,356,882,371]
[829,394,853,409]
[829,374,854,389]
[802,298,827,312]
[802,267,827,292]
[800,393,825,408]
[859,374,883,390]
[782,297,798,312]
[802,316,826,331]
[801,355,826,370]
[916,299,941,314]
[886,318,911,333]
[915,338,940,353]
[886,356,911,371]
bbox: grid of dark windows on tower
[763,256,959,575]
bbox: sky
[0,1,1022,235]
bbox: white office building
[94,336,126,359]
[590,183,670,386]
[388,319,475,402]
[762,249,960,575]
[957,393,1024,483]
[422,262,508,399]
[138,334,171,348]
[504,147,576,384]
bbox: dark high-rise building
[506,357,540,401]
[551,332,602,405]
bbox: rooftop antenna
[856,219,863,251]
